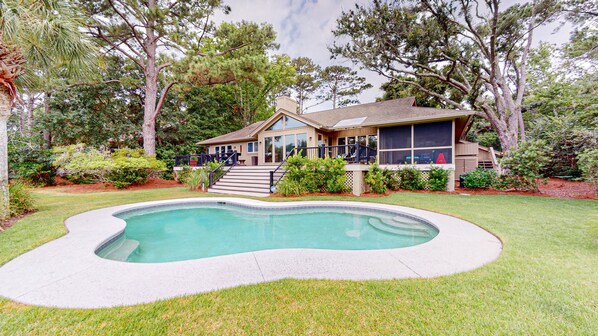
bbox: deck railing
[175,151,238,167]
[292,143,377,164]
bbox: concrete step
[232,166,279,170]
[225,172,283,178]
[208,188,270,197]
[218,175,271,182]
[210,184,271,193]
[216,181,270,188]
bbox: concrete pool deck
[0,198,502,308]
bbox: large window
[264,137,272,163]
[263,132,308,163]
[379,121,453,164]
[266,116,308,131]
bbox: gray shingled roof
[302,97,474,129]
[197,121,264,145]
[197,97,475,145]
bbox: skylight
[333,117,367,128]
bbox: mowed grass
[0,187,597,335]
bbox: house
[175,96,497,196]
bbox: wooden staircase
[477,160,495,170]
[208,166,284,197]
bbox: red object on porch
[436,152,446,164]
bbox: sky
[215,0,573,112]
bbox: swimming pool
[0,198,502,307]
[97,203,439,263]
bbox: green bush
[428,166,451,191]
[383,169,401,190]
[10,149,56,187]
[364,163,387,194]
[528,114,597,178]
[106,168,149,189]
[279,155,347,195]
[500,140,549,191]
[53,144,110,182]
[8,181,35,217]
[53,145,165,188]
[323,157,347,193]
[576,148,598,184]
[461,169,498,189]
[397,166,426,190]
[107,149,166,189]
[176,166,192,184]
[186,168,209,191]
[276,178,308,197]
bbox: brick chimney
[275,96,298,114]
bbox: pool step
[102,239,140,261]
[380,217,434,233]
[368,218,433,238]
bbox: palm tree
[0,0,96,219]
[0,40,25,220]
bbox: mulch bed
[36,177,598,199]
[453,178,597,200]
[44,177,181,193]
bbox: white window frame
[247,141,258,153]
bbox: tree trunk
[26,94,34,137]
[42,92,51,148]
[142,0,158,156]
[0,87,12,220]
[143,65,158,155]
[18,95,25,136]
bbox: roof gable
[249,110,322,136]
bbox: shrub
[53,145,165,188]
[461,169,498,189]
[53,144,109,182]
[322,157,348,193]
[500,140,549,191]
[279,155,347,194]
[276,179,308,197]
[10,148,56,187]
[107,149,166,189]
[186,168,209,191]
[397,166,426,190]
[383,169,401,190]
[8,181,35,217]
[364,163,387,194]
[528,114,597,177]
[428,166,450,191]
[576,148,598,184]
[176,166,192,184]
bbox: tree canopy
[331,0,560,151]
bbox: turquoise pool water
[97,204,439,263]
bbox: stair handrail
[269,148,297,193]
[209,151,239,187]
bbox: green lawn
[0,187,597,335]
